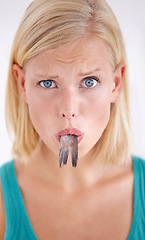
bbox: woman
[0,0,145,239]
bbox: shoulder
[133,155,145,171]
[133,155,145,162]
[132,155,145,195]
[0,181,5,239]
[0,160,14,239]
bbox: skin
[15,37,124,166]
[0,37,134,239]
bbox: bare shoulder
[0,181,5,239]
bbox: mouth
[56,128,84,143]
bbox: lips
[56,128,84,143]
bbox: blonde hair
[6,0,131,164]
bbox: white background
[0,0,145,166]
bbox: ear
[111,63,126,103]
[13,64,27,103]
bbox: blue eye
[81,77,100,88]
[39,80,56,88]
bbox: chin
[78,144,97,161]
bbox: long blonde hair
[6,0,131,164]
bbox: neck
[28,141,110,193]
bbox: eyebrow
[34,73,58,80]
[78,67,101,76]
[34,67,101,80]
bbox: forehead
[24,36,111,73]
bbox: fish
[59,135,78,168]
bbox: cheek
[84,88,112,123]
[26,91,56,128]
[89,98,111,127]
[77,95,111,158]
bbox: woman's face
[15,37,124,160]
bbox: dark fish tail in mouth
[59,135,78,168]
[59,146,69,167]
[71,136,78,167]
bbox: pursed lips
[56,128,84,143]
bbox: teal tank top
[0,156,145,239]
[0,160,37,240]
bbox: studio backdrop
[0,0,145,165]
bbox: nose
[58,89,78,119]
